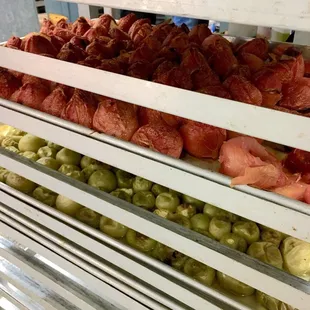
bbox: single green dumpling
[88,170,117,192]
[209,217,231,240]
[80,155,96,169]
[281,237,310,280]
[126,229,157,252]
[190,213,210,235]
[58,164,80,175]
[247,242,283,269]
[76,207,101,229]
[5,172,36,194]
[133,177,152,193]
[232,221,260,244]
[184,258,215,286]
[19,134,46,152]
[155,192,180,212]
[56,148,81,166]
[99,216,128,239]
[133,191,155,210]
[56,195,83,216]
[33,186,57,206]
[220,233,247,252]
[37,157,60,170]
[37,146,57,159]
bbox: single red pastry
[131,123,183,158]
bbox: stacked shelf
[1,1,310,309]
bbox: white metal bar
[0,272,57,310]
[1,106,310,243]
[0,290,28,310]
[0,187,253,310]
[0,223,154,310]
[0,232,163,310]
[0,184,256,310]
[1,49,310,152]
[0,156,309,310]
[0,251,98,310]
[1,246,137,310]
[0,182,250,309]
[0,208,219,310]
[0,269,42,310]
[58,0,310,32]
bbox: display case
[1,1,310,309]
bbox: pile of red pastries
[1,13,310,202]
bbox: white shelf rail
[0,289,29,310]
[0,183,254,310]
[0,272,57,310]
[1,49,310,152]
[0,224,161,310]
[0,149,309,310]
[59,0,310,32]
[1,252,100,310]
[0,204,223,310]
[1,103,310,243]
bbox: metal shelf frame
[1,2,310,308]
